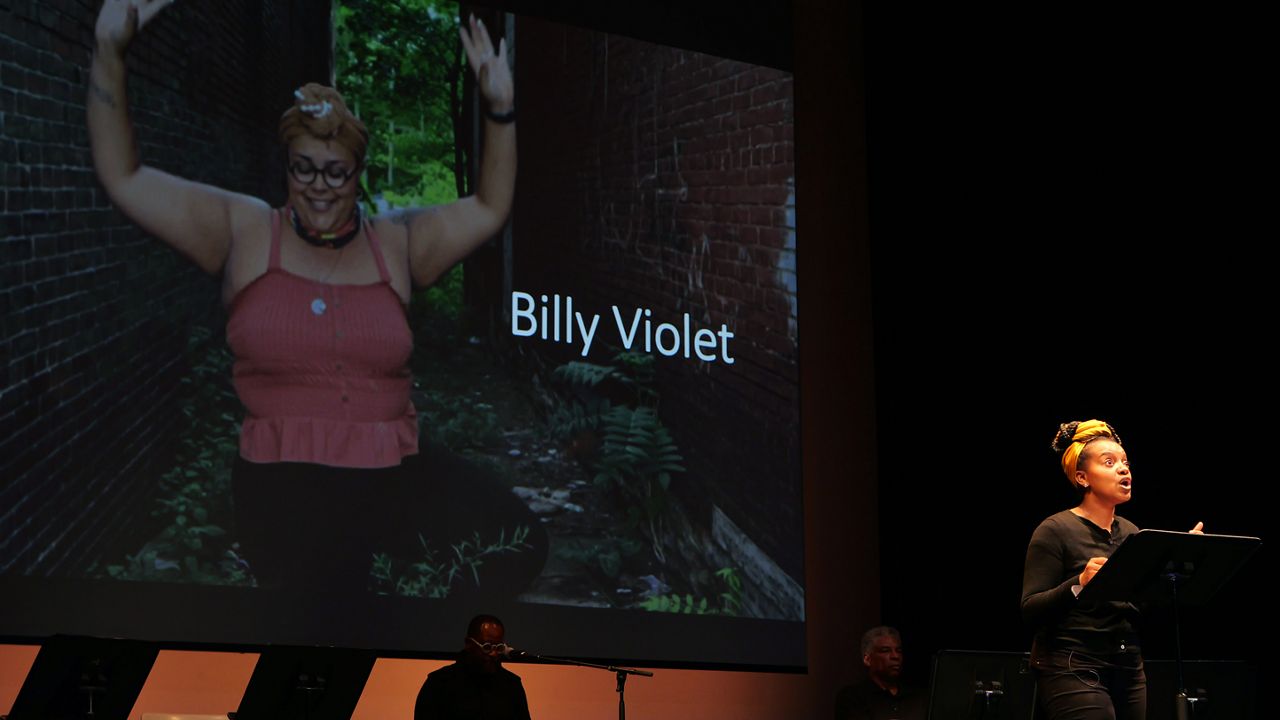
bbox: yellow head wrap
[1060,419,1117,479]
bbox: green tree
[336,0,464,208]
[337,0,469,329]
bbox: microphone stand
[512,652,653,720]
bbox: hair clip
[294,89,333,119]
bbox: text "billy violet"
[511,291,736,364]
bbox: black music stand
[927,650,1036,720]
[1078,529,1261,719]
[233,645,376,720]
[7,635,159,720]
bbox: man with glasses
[416,614,533,720]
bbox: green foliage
[554,535,644,580]
[640,568,743,616]
[548,352,683,563]
[716,566,744,615]
[408,263,465,353]
[371,526,531,597]
[553,361,618,388]
[640,593,710,614]
[336,0,463,206]
[611,351,658,386]
[553,352,657,404]
[337,2,469,351]
[416,389,502,452]
[420,263,465,322]
[100,326,250,586]
[544,394,610,442]
[380,154,460,208]
[594,406,685,492]
[546,352,660,441]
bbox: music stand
[927,650,1036,720]
[233,645,376,720]
[7,635,159,720]
[1078,529,1261,718]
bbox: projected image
[1,0,799,664]
[500,15,800,622]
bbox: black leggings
[1034,650,1146,720]
[231,442,547,601]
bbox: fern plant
[553,352,657,404]
[553,360,618,388]
[548,351,685,563]
[545,393,610,442]
[593,405,685,563]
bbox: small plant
[370,525,532,598]
[548,352,684,563]
[594,405,685,563]
[409,263,465,350]
[640,568,743,616]
[553,352,657,404]
[640,592,712,614]
[554,361,619,388]
[417,390,502,452]
[716,567,744,615]
[554,534,644,580]
[545,393,610,442]
[98,325,249,586]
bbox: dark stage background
[0,0,1269,710]
[863,1,1272,701]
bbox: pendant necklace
[288,203,360,316]
[310,237,350,317]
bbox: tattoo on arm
[89,79,117,109]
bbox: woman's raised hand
[459,13,514,114]
[95,0,175,55]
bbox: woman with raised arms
[88,0,543,597]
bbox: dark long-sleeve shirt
[415,659,532,720]
[1021,509,1142,658]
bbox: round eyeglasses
[468,637,512,655]
[289,160,358,189]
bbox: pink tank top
[227,209,417,468]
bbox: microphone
[502,645,529,660]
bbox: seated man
[415,614,532,720]
[835,626,925,720]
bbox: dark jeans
[231,441,548,600]
[1034,649,1146,720]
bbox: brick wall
[0,0,331,576]
[511,18,801,580]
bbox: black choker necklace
[289,204,362,249]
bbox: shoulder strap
[269,208,284,270]
[364,218,393,284]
